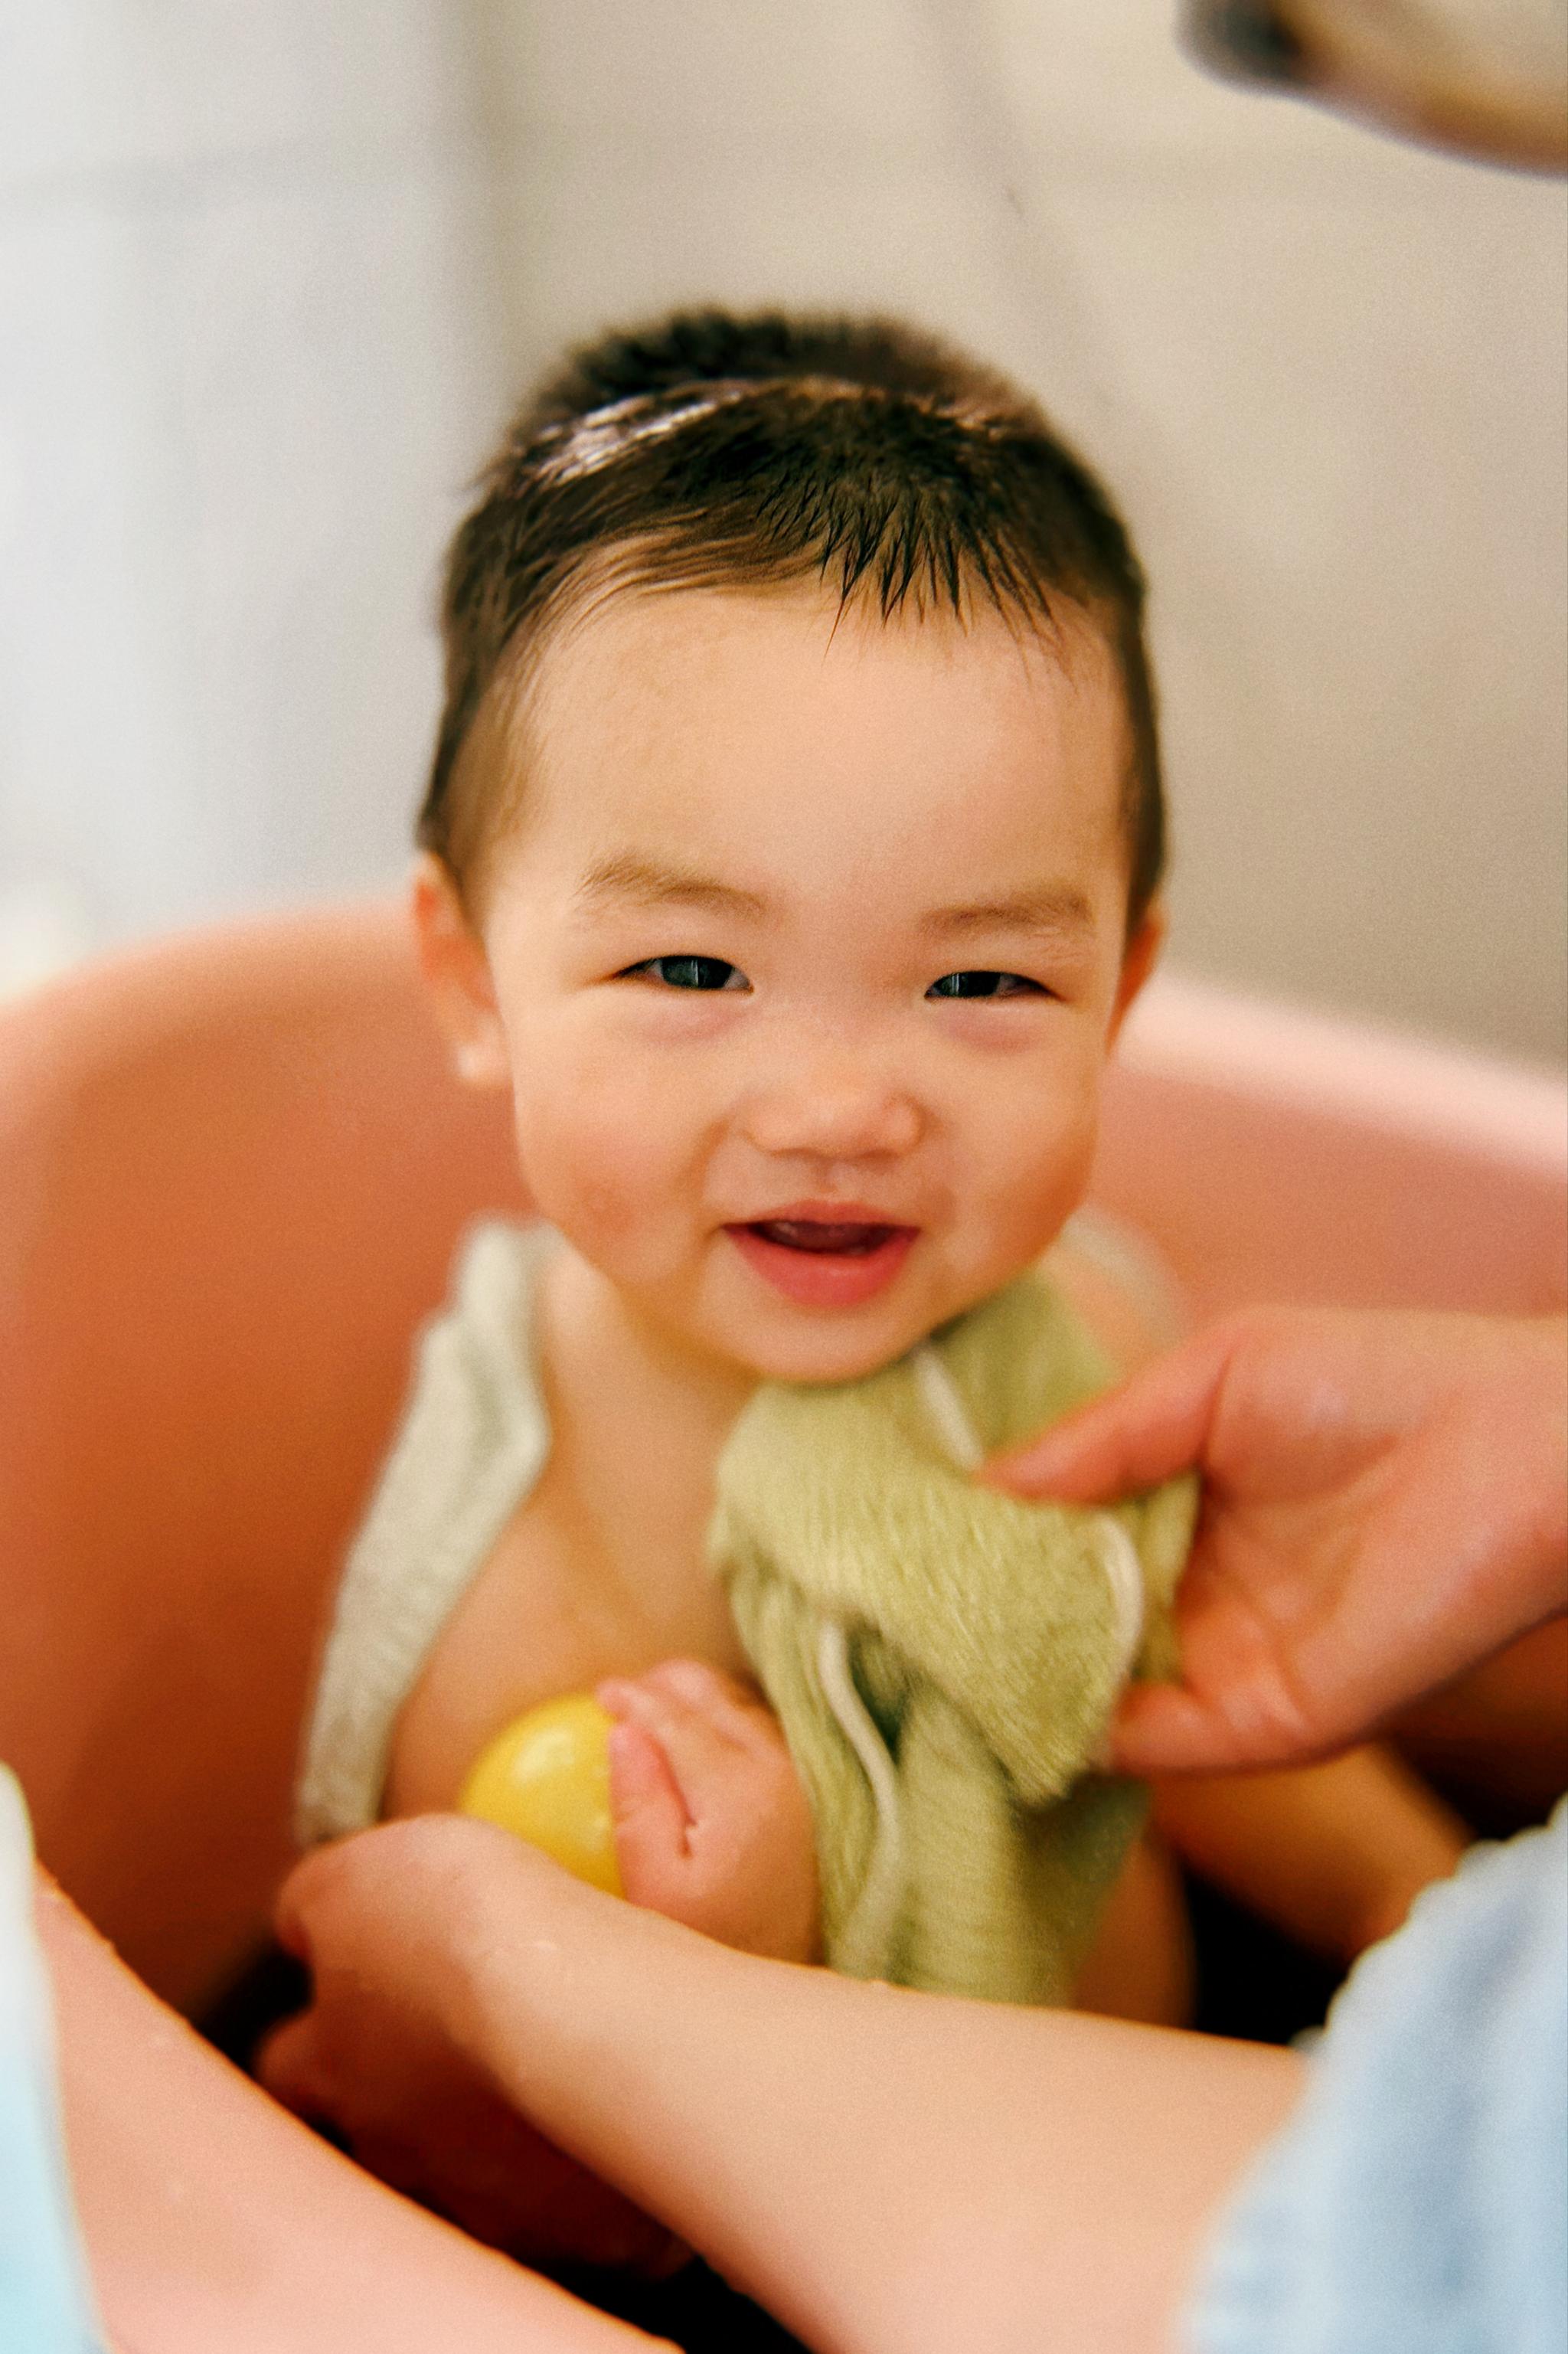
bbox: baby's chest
[382,1456,750,1817]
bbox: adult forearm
[40,1876,623,2354]
[452,1868,1302,2354]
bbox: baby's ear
[409,853,511,1090]
[1109,902,1164,1045]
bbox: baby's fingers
[256,2012,333,2127]
[602,1676,774,1895]
[599,1664,818,1957]
[635,1658,773,1751]
[604,1712,695,1907]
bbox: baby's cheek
[981,1077,1101,1262]
[518,1105,639,1240]
[512,1087,694,1277]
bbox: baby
[299,309,1461,2027]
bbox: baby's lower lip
[724,1220,919,1308]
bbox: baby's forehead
[501,576,1134,899]
[528,571,1126,744]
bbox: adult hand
[989,1308,1567,1775]
[260,1816,684,2277]
[266,1804,1301,2354]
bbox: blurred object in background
[1184,0,1568,171]
[2,1,1564,1060]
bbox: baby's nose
[742,1066,923,1161]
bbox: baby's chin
[700,1290,978,1391]
[725,1332,920,1390]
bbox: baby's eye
[626,954,750,992]
[927,969,1046,1000]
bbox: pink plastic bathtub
[2,902,1563,2350]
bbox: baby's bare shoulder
[385,1437,747,1819]
[382,1463,647,1818]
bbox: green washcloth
[710,1271,1196,2006]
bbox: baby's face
[426,580,1155,1387]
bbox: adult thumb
[985,1322,1235,1502]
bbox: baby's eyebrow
[574,852,770,920]
[920,884,1097,940]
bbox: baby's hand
[596,1660,819,1964]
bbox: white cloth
[296,1221,557,1845]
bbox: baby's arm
[1151,1742,1468,1963]
[598,1660,820,1963]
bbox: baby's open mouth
[726,1216,919,1306]
[745,1219,904,1257]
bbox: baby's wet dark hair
[420,309,1165,930]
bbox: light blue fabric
[1189,1800,1568,2354]
[0,1767,107,2354]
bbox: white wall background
[0,2,508,963]
[2,1,1565,1061]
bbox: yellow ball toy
[458,1694,622,1895]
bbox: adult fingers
[985,1319,1242,1502]
[1106,1671,1334,1778]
